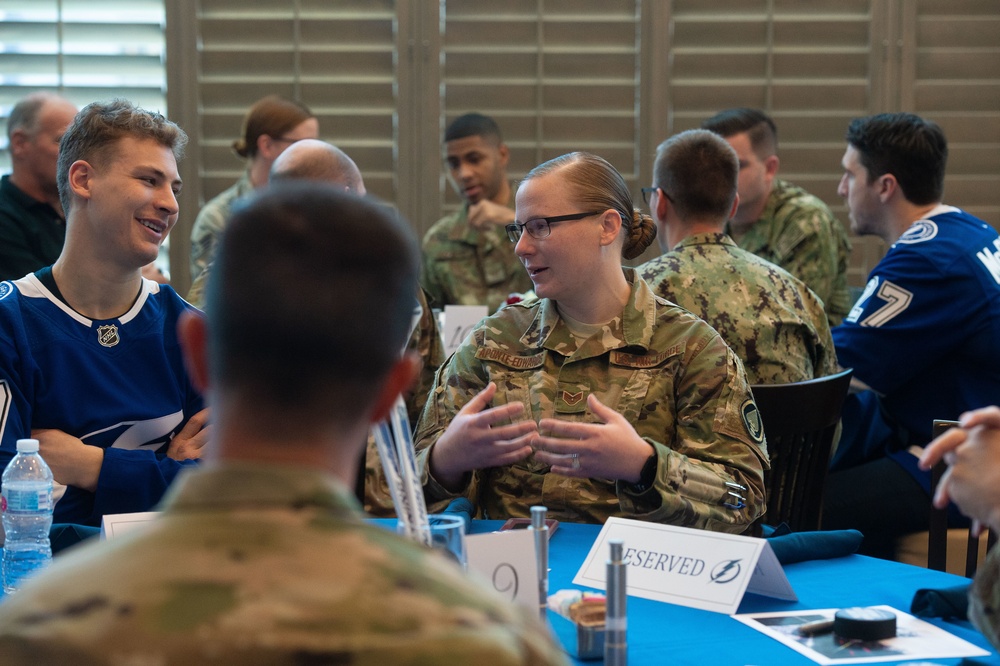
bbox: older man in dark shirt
[0,93,78,281]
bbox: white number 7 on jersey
[861,280,913,328]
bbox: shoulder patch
[896,220,938,245]
[741,399,765,445]
[475,347,544,370]
[0,282,12,301]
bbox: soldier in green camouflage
[188,95,317,289]
[919,406,1000,653]
[703,108,852,326]
[415,152,769,533]
[638,129,837,385]
[421,113,533,313]
[0,185,566,666]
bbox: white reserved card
[466,529,539,609]
[441,305,488,356]
[573,517,796,615]
[101,511,159,540]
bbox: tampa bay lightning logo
[896,220,938,244]
[710,559,742,584]
[0,282,11,300]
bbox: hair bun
[232,138,249,159]
[623,210,656,260]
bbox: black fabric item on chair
[928,419,997,577]
[750,368,853,533]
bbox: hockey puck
[833,607,897,641]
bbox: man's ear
[764,154,780,179]
[877,173,899,202]
[8,129,30,159]
[728,192,740,221]
[369,352,421,424]
[177,309,210,394]
[67,160,94,202]
[497,142,510,170]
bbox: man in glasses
[702,108,852,326]
[422,113,532,313]
[638,129,836,385]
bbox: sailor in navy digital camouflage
[416,152,768,533]
[702,108,852,326]
[638,129,836,385]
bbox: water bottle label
[1,488,52,513]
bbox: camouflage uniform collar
[160,462,363,520]
[518,268,658,357]
[673,232,734,250]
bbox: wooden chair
[928,419,997,577]
[750,368,853,532]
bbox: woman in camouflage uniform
[415,152,768,533]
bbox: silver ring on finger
[570,453,581,470]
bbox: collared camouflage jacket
[726,178,852,326]
[0,463,568,666]
[415,271,769,533]
[421,195,532,314]
[638,232,837,384]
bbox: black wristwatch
[626,451,658,493]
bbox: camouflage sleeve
[414,329,489,514]
[774,208,842,309]
[189,201,230,281]
[406,288,447,425]
[363,432,397,517]
[618,338,768,534]
[186,264,209,308]
[971,545,1000,652]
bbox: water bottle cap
[15,439,39,453]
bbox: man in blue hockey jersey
[822,112,1000,559]
[0,99,206,527]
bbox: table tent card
[574,517,796,614]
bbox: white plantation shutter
[0,0,167,172]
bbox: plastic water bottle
[2,439,53,594]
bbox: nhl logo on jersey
[97,324,120,348]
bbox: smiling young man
[0,99,206,526]
[421,113,532,313]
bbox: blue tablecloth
[463,520,999,666]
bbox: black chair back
[928,419,996,576]
[750,368,853,532]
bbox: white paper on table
[466,529,538,609]
[101,511,159,540]
[440,305,488,356]
[732,605,990,664]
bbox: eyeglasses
[641,186,673,206]
[505,211,603,243]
